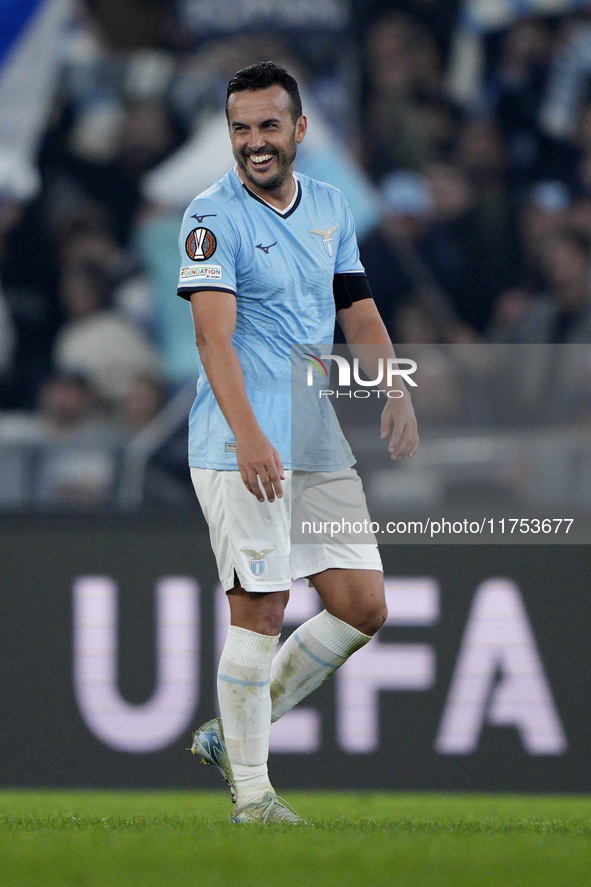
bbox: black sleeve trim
[333,273,374,311]
[177,285,237,301]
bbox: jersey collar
[235,167,302,219]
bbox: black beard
[239,142,297,192]
[253,167,290,191]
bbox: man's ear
[296,115,308,144]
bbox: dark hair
[226,61,302,123]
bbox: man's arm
[190,290,284,501]
[337,298,419,460]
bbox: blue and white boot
[191,717,236,803]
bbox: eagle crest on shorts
[241,548,275,576]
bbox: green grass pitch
[0,790,589,887]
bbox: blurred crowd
[1,0,591,507]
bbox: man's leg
[190,468,304,820]
[270,568,385,721]
[218,583,288,805]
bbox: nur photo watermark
[304,351,417,399]
[291,344,591,544]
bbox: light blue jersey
[177,168,364,470]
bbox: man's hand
[380,394,419,461]
[337,299,419,461]
[236,429,285,502]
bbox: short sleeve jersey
[177,168,365,470]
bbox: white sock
[270,610,371,722]
[218,625,279,805]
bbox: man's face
[227,86,306,194]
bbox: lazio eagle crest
[310,224,339,257]
[241,548,275,576]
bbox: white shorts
[190,466,383,592]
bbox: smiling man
[178,62,418,824]
[230,83,302,194]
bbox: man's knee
[252,604,286,636]
[314,569,387,636]
[227,585,289,635]
[355,598,387,636]
[334,591,387,636]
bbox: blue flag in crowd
[0,0,71,200]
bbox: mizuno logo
[191,213,217,224]
[255,242,277,254]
